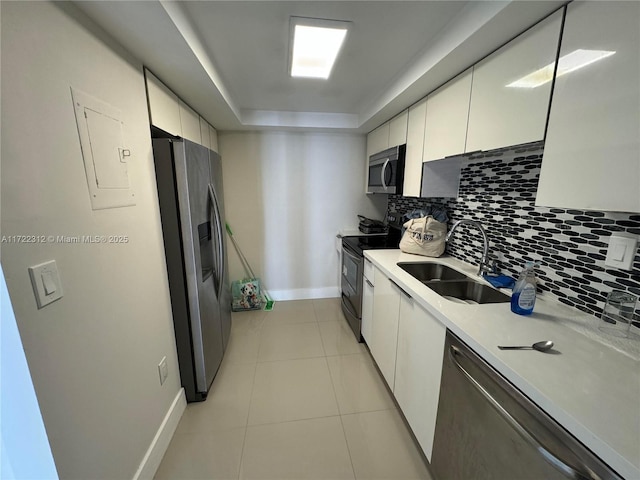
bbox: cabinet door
[199,116,211,149]
[465,10,563,152]
[537,2,640,213]
[145,70,181,136]
[209,124,219,152]
[178,100,201,144]
[421,157,462,198]
[403,99,427,197]
[361,277,374,343]
[367,123,390,157]
[370,268,401,389]
[423,68,472,162]
[394,296,446,461]
[388,110,408,147]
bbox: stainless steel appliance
[341,216,402,341]
[153,138,231,403]
[367,145,406,194]
[431,331,621,480]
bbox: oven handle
[380,158,390,190]
[341,294,359,318]
[449,345,596,480]
[342,245,364,265]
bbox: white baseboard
[268,286,340,301]
[132,388,186,480]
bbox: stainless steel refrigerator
[152,137,231,402]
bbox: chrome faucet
[446,219,497,276]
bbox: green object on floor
[225,222,275,311]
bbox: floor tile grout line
[246,412,344,429]
[255,353,327,364]
[337,407,358,480]
[236,353,260,480]
[324,354,358,480]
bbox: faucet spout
[446,220,495,276]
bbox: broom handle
[225,223,257,279]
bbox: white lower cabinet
[367,264,447,462]
[393,294,446,461]
[361,259,375,343]
[370,267,401,389]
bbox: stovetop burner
[342,229,401,256]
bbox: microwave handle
[380,158,390,190]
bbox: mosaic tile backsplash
[388,144,640,324]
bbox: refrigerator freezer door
[175,140,224,393]
[209,150,232,350]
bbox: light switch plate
[158,356,168,386]
[605,234,638,270]
[28,260,63,308]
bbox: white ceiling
[74,1,566,132]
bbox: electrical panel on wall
[71,87,136,210]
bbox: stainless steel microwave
[367,145,406,194]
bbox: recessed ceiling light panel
[507,49,616,88]
[290,17,350,79]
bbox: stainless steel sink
[397,261,510,304]
[424,279,510,304]
[397,262,468,282]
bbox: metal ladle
[498,340,554,352]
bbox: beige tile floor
[155,298,432,480]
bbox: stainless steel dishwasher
[431,331,621,480]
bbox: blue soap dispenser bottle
[511,262,537,315]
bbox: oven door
[341,243,363,340]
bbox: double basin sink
[397,262,510,305]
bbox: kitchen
[1,1,639,480]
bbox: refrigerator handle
[208,183,225,299]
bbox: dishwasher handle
[449,345,598,480]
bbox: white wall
[1,3,182,479]
[219,131,386,300]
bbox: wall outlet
[605,233,638,271]
[158,356,168,386]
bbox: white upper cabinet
[145,70,181,136]
[465,10,563,153]
[388,110,408,147]
[199,117,211,149]
[403,99,428,197]
[367,124,390,158]
[366,109,409,159]
[537,2,640,213]
[423,68,472,162]
[178,100,201,144]
[209,124,219,152]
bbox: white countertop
[364,249,640,480]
